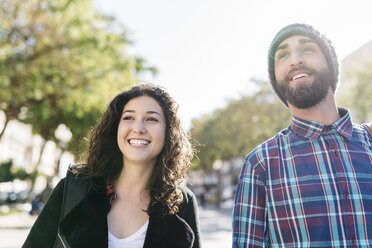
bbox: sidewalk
[0,203,36,229]
[0,205,37,248]
[0,212,37,229]
[199,205,232,248]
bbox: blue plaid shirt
[233,108,372,247]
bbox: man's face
[274,35,332,109]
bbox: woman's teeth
[129,139,149,146]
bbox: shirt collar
[291,107,353,140]
[106,184,117,206]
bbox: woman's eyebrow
[122,110,161,116]
[146,111,161,116]
[122,110,135,114]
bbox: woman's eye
[123,116,133,121]
[147,117,158,122]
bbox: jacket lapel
[144,212,195,248]
[59,184,109,248]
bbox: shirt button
[344,192,349,198]
[334,152,339,157]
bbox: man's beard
[277,66,332,109]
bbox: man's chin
[288,100,319,109]
[287,87,328,109]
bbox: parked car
[17,190,30,202]
[0,191,8,203]
[6,192,17,203]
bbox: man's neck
[288,89,340,125]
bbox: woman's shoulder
[49,165,88,194]
[67,163,104,187]
[68,163,86,175]
[179,186,197,207]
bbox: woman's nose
[133,120,145,134]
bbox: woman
[23,84,201,248]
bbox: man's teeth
[129,139,149,145]
[292,73,308,80]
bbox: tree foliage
[0,160,32,182]
[338,61,372,123]
[0,0,155,158]
[0,160,14,182]
[190,80,291,171]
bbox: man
[233,23,372,247]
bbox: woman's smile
[128,138,151,146]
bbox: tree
[190,79,290,171]
[0,160,14,183]
[0,160,32,182]
[338,61,372,123]
[0,0,156,197]
[0,0,155,140]
[13,167,32,181]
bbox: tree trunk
[0,114,9,140]
[54,145,63,177]
[26,139,47,201]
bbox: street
[0,205,232,248]
[199,206,232,247]
[0,229,30,248]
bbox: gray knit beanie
[268,23,339,106]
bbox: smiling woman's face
[117,95,166,167]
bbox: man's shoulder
[354,122,372,136]
[243,127,290,174]
[247,127,290,157]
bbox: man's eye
[277,52,289,60]
[302,47,315,53]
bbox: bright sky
[94,0,372,129]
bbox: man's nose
[290,52,304,67]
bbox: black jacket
[23,170,201,248]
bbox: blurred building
[0,117,56,176]
[341,40,372,71]
[0,112,73,193]
[188,157,243,208]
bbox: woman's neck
[114,161,155,197]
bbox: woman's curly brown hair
[80,83,193,215]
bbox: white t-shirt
[108,220,149,248]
